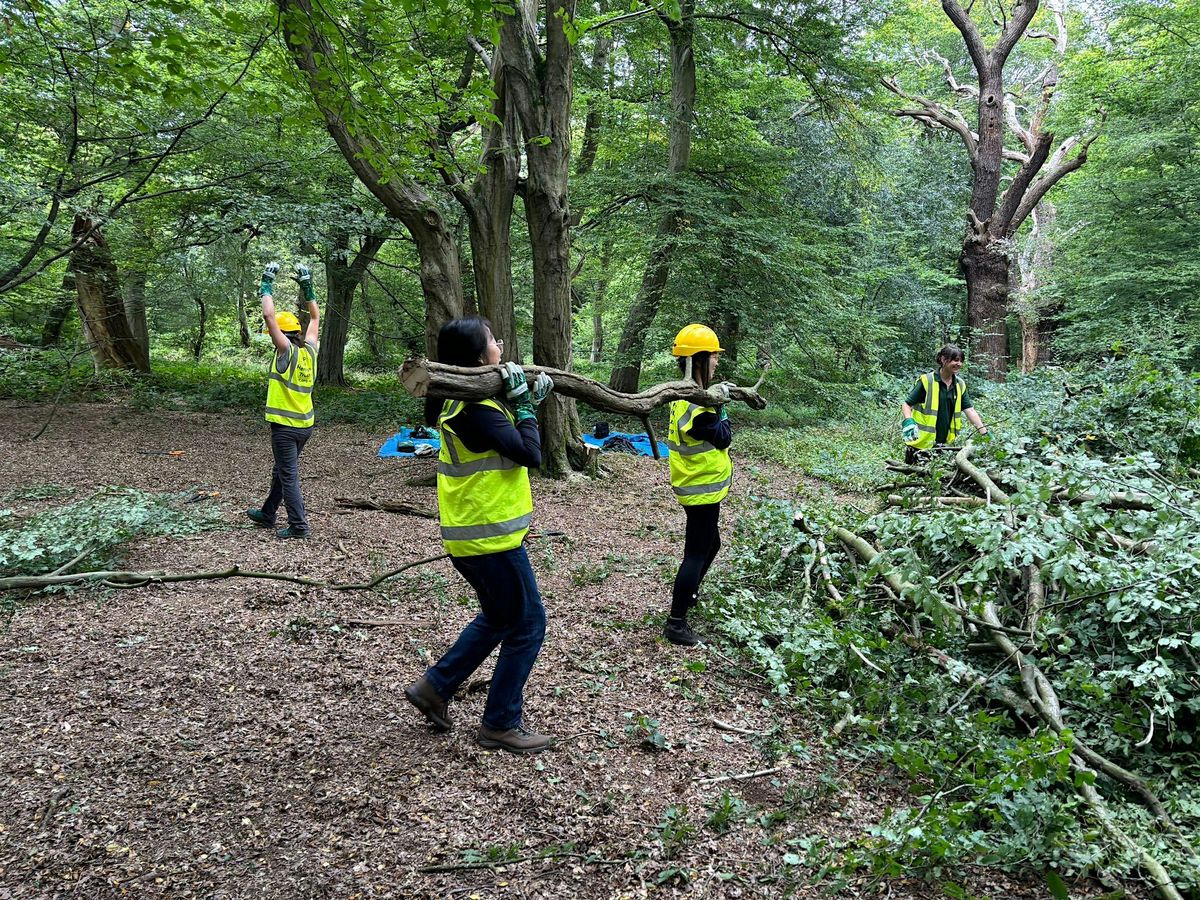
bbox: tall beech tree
[885,0,1095,379]
[499,0,586,474]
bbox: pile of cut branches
[711,428,1200,896]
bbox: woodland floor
[0,401,1062,899]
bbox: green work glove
[901,417,919,443]
[258,261,280,298]
[293,263,315,303]
[500,361,529,402]
[500,361,537,423]
[530,371,554,407]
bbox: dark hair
[287,330,305,348]
[677,350,715,389]
[424,316,493,426]
[936,344,965,365]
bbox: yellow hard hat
[671,323,723,357]
[275,311,302,333]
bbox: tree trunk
[361,277,381,361]
[576,32,612,178]
[501,0,584,477]
[465,59,519,360]
[41,272,75,347]
[192,294,207,361]
[318,232,385,385]
[123,270,149,363]
[320,233,354,386]
[607,3,696,393]
[578,29,613,366]
[961,239,1010,381]
[69,215,149,373]
[1017,200,1057,374]
[589,239,612,362]
[236,232,255,348]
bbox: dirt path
[0,402,1046,898]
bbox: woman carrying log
[662,324,735,646]
[404,317,556,754]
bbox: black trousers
[262,423,312,531]
[670,502,722,619]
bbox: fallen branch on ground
[334,497,437,518]
[793,513,844,605]
[955,443,1009,504]
[696,766,783,786]
[400,358,768,415]
[709,718,762,736]
[0,554,449,594]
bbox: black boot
[663,617,700,647]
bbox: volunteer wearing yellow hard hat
[246,262,321,538]
[404,317,557,754]
[663,323,735,646]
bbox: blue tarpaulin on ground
[381,428,669,459]
[379,428,441,458]
[582,431,669,458]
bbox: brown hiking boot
[404,676,451,731]
[477,723,553,754]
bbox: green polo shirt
[907,376,973,444]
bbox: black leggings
[670,502,722,619]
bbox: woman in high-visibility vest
[246,262,320,539]
[405,317,556,754]
[663,324,735,646]
[900,344,989,464]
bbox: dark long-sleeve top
[686,410,732,450]
[449,403,542,469]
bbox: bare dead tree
[884,0,1099,380]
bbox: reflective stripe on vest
[437,398,534,557]
[667,399,732,507]
[265,343,316,427]
[906,371,964,450]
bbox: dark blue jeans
[425,545,546,731]
[262,423,312,531]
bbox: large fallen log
[400,359,768,416]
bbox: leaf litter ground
[0,401,1057,898]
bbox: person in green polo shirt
[901,344,989,464]
[246,262,320,539]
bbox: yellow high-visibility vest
[667,399,732,506]
[265,342,316,427]
[437,399,534,557]
[906,371,964,449]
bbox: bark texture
[122,270,149,363]
[69,215,149,373]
